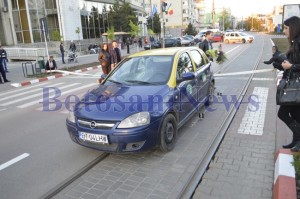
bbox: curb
[274,149,297,199]
[10,65,102,88]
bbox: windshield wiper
[125,80,156,85]
[107,79,122,84]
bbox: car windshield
[107,56,173,85]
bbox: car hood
[74,84,172,121]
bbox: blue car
[66,47,215,152]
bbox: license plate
[79,132,108,144]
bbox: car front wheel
[225,39,229,44]
[159,114,177,152]
[242,39,246,43]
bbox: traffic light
[162,1,167,12]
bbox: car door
[174,52,198,122]
[189,49,212,105]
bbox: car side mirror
[177,72,195,83]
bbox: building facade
[0,0,147,46]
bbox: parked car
[66,47,215,153]
[184,35,195,45]
[224,32,254,44]
[177,37,192,46]
[211,33,222,42]
[165,38,180,47]
[144,40,161,50]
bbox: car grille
[77,118,116,130]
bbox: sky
[206,0,300,18]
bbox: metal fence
[6,48,46,60]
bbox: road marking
[238,87,269,136]
[0,153,30,171]
[19,83,96,108]
[225,45,240,54]
[0,82,51,97]
[0,83,64,102]
[0,108,7,112]
[0,83,80,106]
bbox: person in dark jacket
[69,41,76,52]
[60,42,66,64]
[97,43,111,84]
[0,46,8,72]
[278,16,300,151]
[199,31,213,60]
[263,46,286,70]
[45,56,57,71]
[110,40,121,70]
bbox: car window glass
[235,33,239,37]
[177,52,194,78]
[230,33,234,37]
[109,56,173,85]
[190,50,204,69]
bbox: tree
[147,13,161,34]
[51,30,62,41]
[217,9,231,31]
[107,26,115,41]
[108,1,138,32]
[129,20,141,38]
[185,23,197,35]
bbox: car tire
[205,82,215,106]
[225,39,229,44]
[242,39,246,43]
[249,40,253,43]
[159,114,177,152]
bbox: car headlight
[67,111,75,123]
[117,112,150,128]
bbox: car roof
[127,47,200,57]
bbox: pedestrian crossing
[0,82,98,114]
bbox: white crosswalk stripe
[18,83,96,109]
[0,83,64,102]
[0,82,97,112]
[0,83,81,106]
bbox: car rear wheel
[159,114,177,152]
[225,39,229,44]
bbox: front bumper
[66,119,161,153]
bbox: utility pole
[160,0,165,48]
[212,0,215,28]
[222,7,225,31]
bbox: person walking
[97,43,111,84]
[278,16,300,151]
[199,30,214,60]
[60,42,66,64]
[138,38,142,48]
[0,45,8,72]
[110,40,121,70]
[263,46,286,70]
[126,38,130,54]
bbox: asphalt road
[0,33,276,199]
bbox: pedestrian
[97,43,111,84]
[278,16,300,151]
[45,56,57,71]
[199,30,214,60]
[110,40,121,70]
[69,40,76,52]
[60,42,66,64]
[0,45,8,72]
[263,46,286,70]
[220,32,224,43]
[126,38,130,54]
[0,50,10,83]
[138,38,142,48]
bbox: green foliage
[148,29,154,35]
[108,1,138,32]
[217,9,231,30]
[75,27,80,34]
[292,154,300,179]
[129,20,141,37]
[245,17,264,31]
[107,27,115,41]
[147,13,161,34]
[185,23,197,35]
[206,49,218,59]
[51,30,62,41]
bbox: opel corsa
[66,47,215,152]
